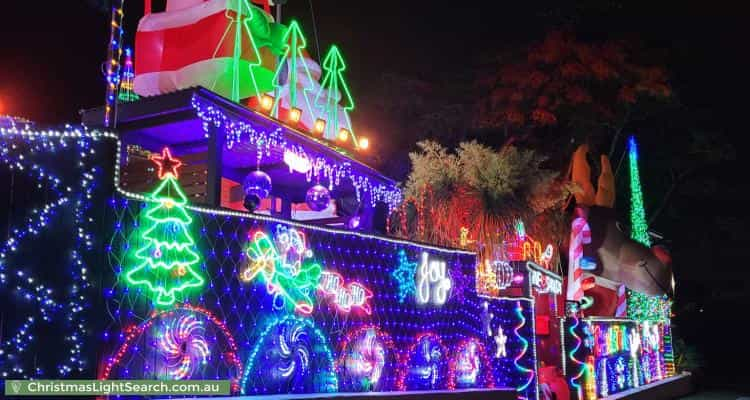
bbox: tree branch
[647,166,697,226]
[608,107,631,158]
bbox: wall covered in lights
[0,126,118,380]
[102,190,538,398]
[0,126,539,398]
[564,318,675,400]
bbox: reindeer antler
[570,144,596,206]
[595,155,615,208]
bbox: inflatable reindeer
[567,145,673,316]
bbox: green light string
[627,136,651,246]
[125,172,205,306]
[626,288,671,321]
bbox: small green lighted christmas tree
[271,21,316,120]
[315,45,359,145]
[125,147,205,306]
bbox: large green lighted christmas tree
[125,148,205,306]
[628,136,651,246]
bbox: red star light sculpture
[150,147,183,179]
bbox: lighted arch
[396,332,449,391]
[100,304,243,393]
[241,315,338,395]
[338,325,397,392]
[447,337,495,390]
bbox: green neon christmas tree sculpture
[628,136,651,246]
[271,21,316,121]
[315,45,359,145]
[125,147,205,306]
[217,0,265,102]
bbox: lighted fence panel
[102,194,538,398]
[0,128,538,399]
[564,317,675,400]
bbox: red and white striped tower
[566,207,591,308]
[615,284,628,318]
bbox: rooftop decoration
[123,1,364,151]
[192,95,402,210]
[315,46,359,146]
[132,0,279,101]
[271,21,317,125]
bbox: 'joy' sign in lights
[416,252,451,306]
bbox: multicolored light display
[241,315,338,394]
[396,332,449,391]
[241,228,322,314]
[626,289,671,321]
[191,95,402,211]
[513,301,535,395]
[155,313,210,380]
[318,271,373,314]
[103,0,124,126]
[338,325,394,391]
[118,48,139,103]
[447,338,494,390]
[105,190,538,397]
[1,126,540,398]
[566,318,675,399]
[100,304,243,392]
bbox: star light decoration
[494,326,507,359]
[391,249,417,303]
[150,147,183,179]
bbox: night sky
[2,0,748,388]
